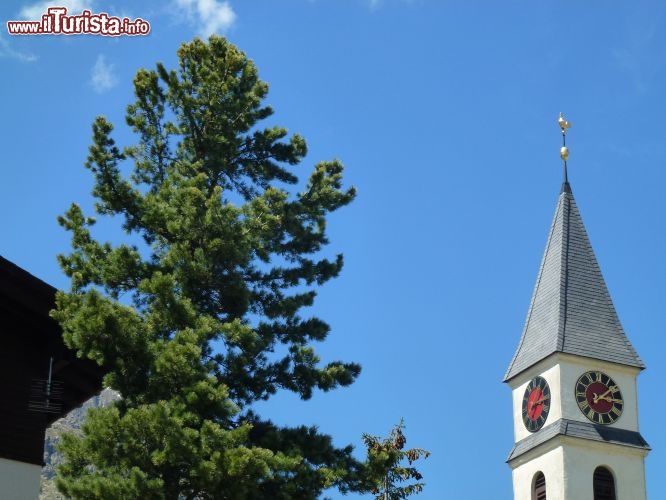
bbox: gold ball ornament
[560,146,569,161]
[558,112,571,132]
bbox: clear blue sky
[2,1,666,498]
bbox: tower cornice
[507,418,650,466]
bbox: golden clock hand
[593,386,618,404]
[533,395,549,406]
[597,395,622,404]
[528,395,550,414]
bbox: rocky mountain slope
[40,389,119,499]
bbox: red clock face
[522,376,550,432]
[527,388,546,420]
[575,371,623,424]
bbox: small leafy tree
[362,421,430,499]
[53,35,363,499]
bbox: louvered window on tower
[533,471,546,500]
[593,466,616,500]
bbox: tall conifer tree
[53,35,362,499]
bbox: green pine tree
[362,421,430,500]
[52,35,362,499]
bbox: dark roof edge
[0,255,57,293]
[0,255,59,318]
[507,418,650,463]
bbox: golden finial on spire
[558,112,571,134]
[558,112,571,188]
[559,112,571,161]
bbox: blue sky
[2,1,666,498]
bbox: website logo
[7,7,151,36]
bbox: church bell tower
[504,115,650,500]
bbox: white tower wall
[0,457,41,500]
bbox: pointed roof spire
[504,118,644,382]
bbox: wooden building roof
[0,256,105,465]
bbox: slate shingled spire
[504,183,644,381]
